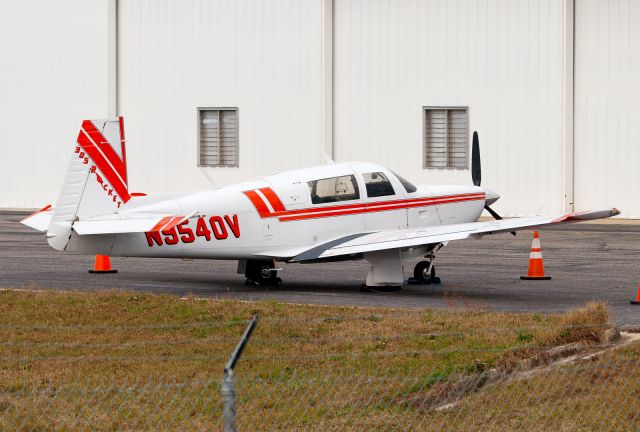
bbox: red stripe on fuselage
[82,120,128,185]
[77,130,131,203]
[242,190,272,217]
[259,187,286,212]
[150,216,173,233]
[161,216,186,233]
[276,193,485,217]
[277,193,486,222]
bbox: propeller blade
[484,204,516,236]
[471,131,481,186]
[484,204,502,220]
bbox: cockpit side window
[363,172,395,198]
[307,174,360,204]
[391,171,418,193]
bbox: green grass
[0,289,622,431]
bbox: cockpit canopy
[265,162,419,206]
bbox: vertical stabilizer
[47,117,130,250]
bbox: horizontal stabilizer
[20,205,54,232]
[72,212,197,235]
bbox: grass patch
[0,289,620,430]
[431,344,640,431]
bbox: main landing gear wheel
[413,260,441,285]
[245,260,282,286]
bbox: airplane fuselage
[66,162,487,261]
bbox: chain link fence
[0,378,220,431]
[0,309,638,430]
[235,356,640,430]
[1,354,639,430]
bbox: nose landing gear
[408,246,443,285]
[411,260,440,285]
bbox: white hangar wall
[1,0,638,218]
[116,0,327,195]
[574,0,640,218]
[0,0,116,209]
[333,0,572,216]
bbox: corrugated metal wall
[1,0,638,217]
[117,0,324,196]
[333,0,570,216]
[0,0,115,208]
[574,0,640,218]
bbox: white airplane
[21,117,619,289]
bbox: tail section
[47,117,130,250]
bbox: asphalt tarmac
[1,211,639,325]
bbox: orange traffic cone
[88,255,117,274]
[631,285,640,305]
[520,231,551,280]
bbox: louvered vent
[423,107,468,169]
[198,108,238,167]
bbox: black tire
[245,260,279,285]
[413,261,435,284]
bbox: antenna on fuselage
[199,167,217,189]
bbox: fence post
[221,315,258,432]
[221,370,237,432]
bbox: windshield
[391,171,417,193]
[363,172,395,197]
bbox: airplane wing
[291,208,620,262]
[72,212,197,235]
